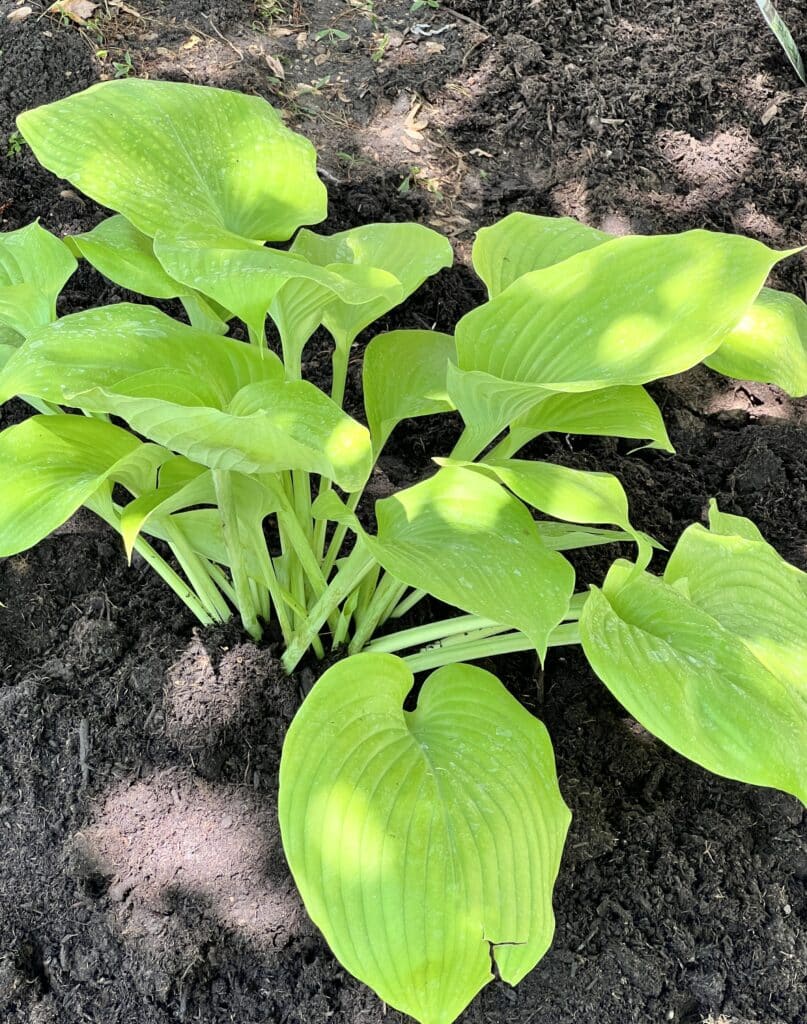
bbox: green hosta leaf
[268,264,404,376]
[291,223,453,346]
[705,286,807,396]
[18,79,327,241]
[0,221,77,337]
[502,386,674,456]
[70,215,185,300]
[154,228,399,345]
[0,303,284,407]
[119,457,214,560]
[0,415,168,556]
[755,0,806,84]
[536,522,645,551]
[363,329,456,451]
[453,231,787,441]
[318,465,574,656]
[446,457,652,567]
[71,379,372,491]
[279,653,571,1024]
[445,364,551,457]
[580,507,807,804]
[473,213,609,298]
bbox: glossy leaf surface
[18,79,327,241]
[0,415,165,556]
[280,654,571,1024]
[363,329,455,450]
[0,221,76,338]
[472,213,609,297]
[705,286,807,396]
[580,507,807,804]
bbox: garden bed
[0,1,805,1023]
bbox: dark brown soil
[1,2,805,1023]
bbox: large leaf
[473,213,609,298]
[71,378,372,491]
[279,654,571,1024]
[319,465,574,656]
[291,223,453,346]
[452,230,788,442]
[0,415,168,556]
[580,506,807,804]
[447,457,652,566]
[0,303,284,407]
[363,329,456,450]
[69,215,186,300]
[0,221,77,337]
[154,228,399,345]
[501,385,674,456]
[705,286,807,396]
[17,79,327,241]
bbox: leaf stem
[282,543,375,673]
[402,621,581,674]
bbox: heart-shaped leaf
[279,653,571,1024]
[318,465,574,657]
[580,504,807,804]
[18,79,327,241]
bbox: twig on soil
[78,718,90,789]
[442,6,489,36]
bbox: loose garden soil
[1,1,806,1022]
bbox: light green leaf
[69,215,185,300]
[154,228,399,345]
[536,522,647,551]
[473,213,609,298]
[755,0,806,84]
[447,457,652,567]
[291,222,453,346]
[17,79,327,241]
[453,230,788,442]
[458,230,784,390]
[69,378,372,491]
[363,329,456,451]
[320,465,574,657]
[580,510,807,804]
[279,653,571,1024]
[119,457,214,560]
[705,286,807,396]
[0,415,167,556]
[502,386,674,457]
[445,363,551,457]
[0,221,77,337]
[705,498,766,543]
[0,303,284,407]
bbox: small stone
[6,6,33,22]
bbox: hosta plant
[1,79,806,1024]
